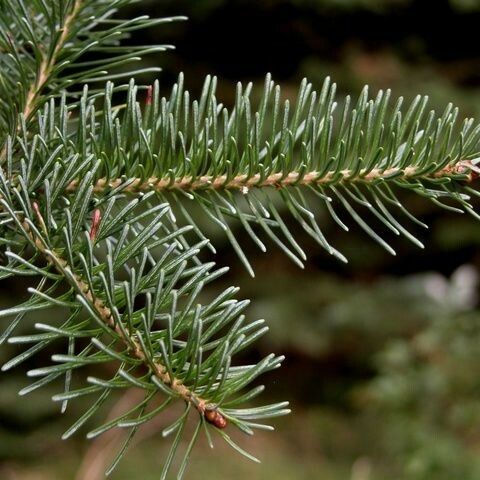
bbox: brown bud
[204,408,228,429]
[213,412,228,429]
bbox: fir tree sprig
[0,0,479,477]
[14,74,480,273]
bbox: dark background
[2,1,480,479]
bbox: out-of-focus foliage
[243,264,480,480]
[449,0,480,11]
[144,0,480,14]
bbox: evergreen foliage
[0,0,479,477]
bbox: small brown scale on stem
[89,209,101,241]
[145,85,153,106]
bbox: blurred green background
[2,1,480,479]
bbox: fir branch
[22,0,84,121]
[1,1,480,476]
[22,206,218,421]
[0,166,287,474]
[15,74,480,273]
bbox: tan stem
[65,161,475,195]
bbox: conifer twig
[23,205,227,426]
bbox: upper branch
[22,0,84,121]
[12,74,480,273]
[0,1,179,158]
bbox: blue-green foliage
[0,0,479,478]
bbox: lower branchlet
[27,202,227,428]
